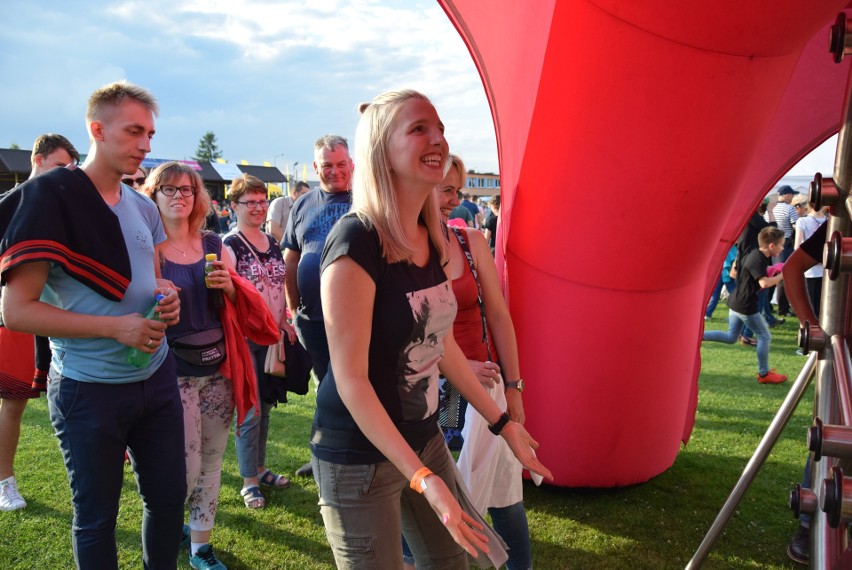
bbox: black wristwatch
[488,412,511,435]
[505,378,525,392]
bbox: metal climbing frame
[688,12,852,568]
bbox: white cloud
[1,0,499,175]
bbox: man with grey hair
[282,135,352,477]
[0,81,184,569]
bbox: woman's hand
[505,388,526,425]
[207,260,237,302]
[421,474,489,558]
[468,359,501,389]
[280,321,298,344]
[500,422,553,481]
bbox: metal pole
[686,354,817,569]
[832,335,852,425]
[809,15,852,565]
[811,351,846,568]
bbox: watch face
[517,379,525,392]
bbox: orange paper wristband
[409,467,434,494]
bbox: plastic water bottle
[204,253,225,310]
[127,294,165,368]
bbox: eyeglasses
[236,199,270,209]
[122,177,146,186]
[158,185,196,197]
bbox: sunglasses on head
[122,177,146,186]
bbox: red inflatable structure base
[439,0,851,486]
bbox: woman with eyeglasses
[144,161,280,570]
[223,174,297,510]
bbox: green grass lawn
[0,307,814,569]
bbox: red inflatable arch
[438,0,852,486]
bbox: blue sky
[0,0,835,180]
[0,0,500,178]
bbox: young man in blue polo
[0,81,185,569]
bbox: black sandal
[259,469,291,488]
[240,486,265,509]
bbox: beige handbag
[264,337,286,378]
[234,232,287,378]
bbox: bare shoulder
[461,227,494,269]
[463,227,489,252]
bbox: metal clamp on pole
[824,231,852,281]
[809,418,852,461]
[830,12,852,63]
[820,466,852,527]
[790,483,819,519]
[811,172,839,212]
[799,320,826,355]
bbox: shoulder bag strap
[234,231,270,281]
[450,226,492,362]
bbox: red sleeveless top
[451,256,498,363]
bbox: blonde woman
[312,89,552,569]
[432,153,531,570]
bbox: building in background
[0,148,291,201]
[465,169,500,196]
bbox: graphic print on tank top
[397,280,456,421]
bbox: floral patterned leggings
[178,372,234,532]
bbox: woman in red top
[435,154,531,570]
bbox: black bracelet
[488,412,511,435]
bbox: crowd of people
[701,184,828,388]
[700,184,831,566]
[0,81,545,570]
[0,76,837,569]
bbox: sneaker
[190,544,227,570]
[758,369,788,384]
[0,477,26,511]
[787,524,809,565]
[295,462,313,477]
[739,335,757,347]
[769,317,786,328]
[181,524,191,548]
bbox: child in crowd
[702,226,788,384]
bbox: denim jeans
[234,341,274,478]
[489,502,532,570]
[705,274,736,319]
[741,289,775,339]
[801,455,812,528]
[295,314,330,383]
[313,433,468,570]
[48,354,186,570]
[703,309,772,375]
